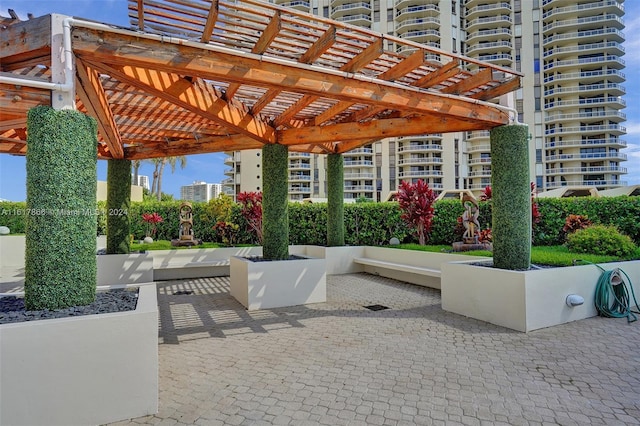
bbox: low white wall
[291,245,365,275]
[442,260,640,332]
[0,284,158,425]
[98,253,154,285]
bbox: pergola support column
[327,153,345,246]
[490,124,531,270]
[25,106,98,310]
[262,143,289,260]
[106,159,132,254]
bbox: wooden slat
[251,88,279,115]
[441,68,492,95]
[200,0,219,43]
[299,26,336,64]
[75,60,124,158]
[253,11,281,55]
[137,0,145,30]
[412,60,461,88]
[273,94,316,127]
[0,15,51,66]
[313,100,353,126]
[378,50,425,81]
[470,76,521,101]
[341,39,383,74]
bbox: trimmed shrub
[0,201,28,233]
[289,202,327,245]
[25,106,98,310]
[344,202,410,246]
[566,225,636,257]
[491,125,531,270]
[106,159,131,254]
[262,144,289,260]
[327,153,345,246]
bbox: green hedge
[327,153,345,246]
[262,144,289,260]
[106,159,131,254]
[4,196,640,247]
[24,106,98,310]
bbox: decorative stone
[389,237,400,245]
[143,236,153,244]
[0,226,9,235]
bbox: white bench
[353,257,441,278]
[154,260,231,281]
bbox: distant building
[181,181,222,203]
[132,174,150,191]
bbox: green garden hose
[582,261,640,323]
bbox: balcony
[221,177,235,185]
[289,186,311,194]
[466,41,512,56]
[344,160,374,167]
[545,180,626,189]
[331,2,371,18]
[467,170,492,177]
[468,158,492,165]
[476,53,512,65]
[466,130,490,140]
[466,28,512,43]
[545,166,627,176]
[542,14,624,34]
[344,172,375,179]
[465,144,491,153]
[398,170,443,178]
[545,124,626,137]
[289,174,312,181]
[224,167,235,176]
[395,18,440,33]
[397,157,443,165]
[544,138,626,149]
[466,2,511,20]
[543,42,624,60]
[466,15,511,31]
[289,152,311,159]
[335,14,371,25]
[542,1,624,20]
[543,83,625,97]
[344,185,375,191]
[545,152,627,161]
[397,144,443,153]
[543,55,625,71]
[398,28,441,43]
[543,28,624,46]
[396,4,439,19]
[289,162,311,169]
[344,147,373,155]
[543,69,625,85]
[276,0,310,12]
[545,111,626,123]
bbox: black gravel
[0,288,139,324]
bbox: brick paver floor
[109,273,640,425]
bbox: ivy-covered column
[327,153,345,246]
[25,106,98,310]
[490,124,531,270]
[106,159,132,254]
[262,143,289,260]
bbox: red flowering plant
[142,212,163,238]
[237,191,263,244]
[396,179,437,245]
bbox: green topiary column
[106,159,132,254]
[262,143,289,260]
[327,153,345,246]
[490,124,531,270]
[25,106,98,310]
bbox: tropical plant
[562,214,592,239]
[142,212,163,238]
[155,156,187,201]
[213,221,239,246]
[566,224,636,257]
[396,179,437,245]
[237,191,263,244]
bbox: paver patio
[108,273,640,425]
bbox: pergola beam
[124,134,263,159]
[70,28,509,129]
[75,60,124,159]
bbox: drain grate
[173,290,194,295]
[364,304,389,311]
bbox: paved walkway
[109,273,640,426]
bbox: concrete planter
[0,284,158,426]
[230,255,326,310]
[441,260,640,332]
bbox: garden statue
[171,202,202,246]
[452,192,492,252]
[461,193,480,244]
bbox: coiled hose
[582,261,640,323]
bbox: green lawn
[392,243,640,267]
[130,240,254,251]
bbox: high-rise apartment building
[181,181,223,202]
[223,0,627,200]
[131,174,150,191]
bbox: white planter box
[0,284,158,426]
[441,260,640,332]
[230,255,326,310]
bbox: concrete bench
[353,257,441,278]
[153,260,231,281]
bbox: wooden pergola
[1,0,522,161]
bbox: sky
[1,0,639,201]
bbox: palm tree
[132,160,141,187]
[156,156,187,200]
[150,158,162,196]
